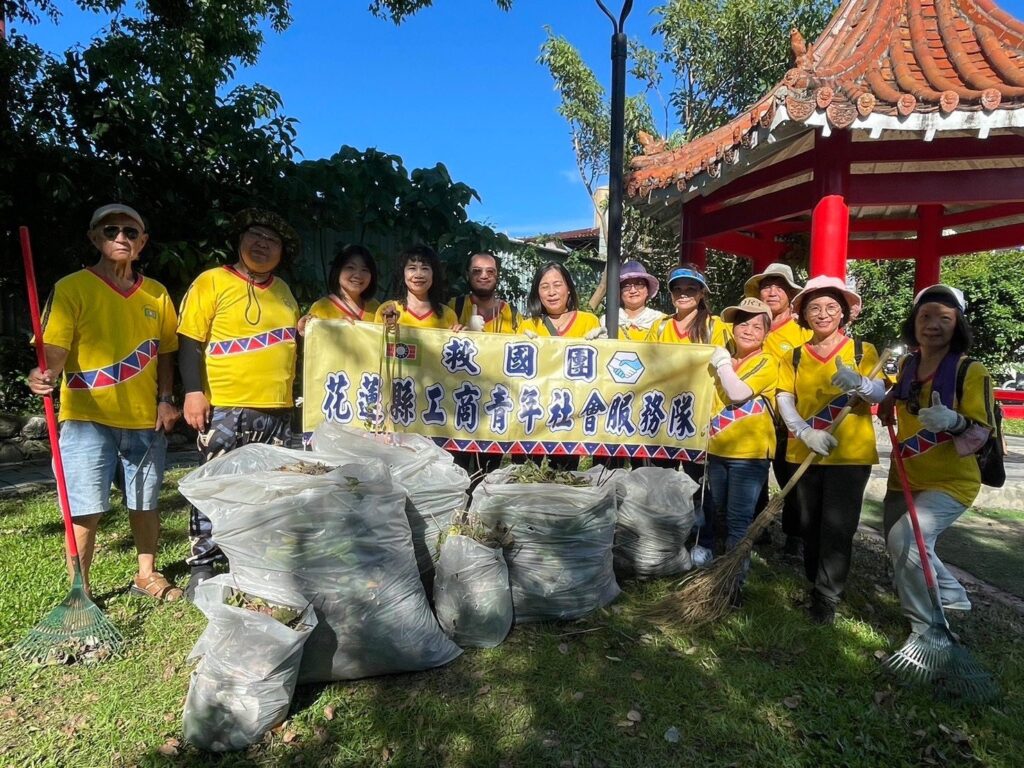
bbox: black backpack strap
[792,345,802,370]
[455,295,467,322]
[954,355,972,407]
[542,315,559,336]
[854,338,863,367]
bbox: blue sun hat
[667,266,709,291]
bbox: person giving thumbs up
[918,390,967,433]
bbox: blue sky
[15,0,1024,238]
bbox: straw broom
[650,351,889,629]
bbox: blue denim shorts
[57,420,167,516]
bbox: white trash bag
[184,575,316,752]
[310,423,470,582]
[470,466,620,623]
[611,466,697,577]
[178,444,462,683]
[433,534,513,648]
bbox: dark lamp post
[596,0,633,338]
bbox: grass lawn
[860,502,1024,598]
[1001,418,1024,437]
[1,471,1023,767]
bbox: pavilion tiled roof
[627,0,1024,198]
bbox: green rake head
[13,570,124,665]
[882,625,1000,704]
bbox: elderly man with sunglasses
[27,203,183,602]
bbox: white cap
[89,204,146,231]
[913,284,966,312]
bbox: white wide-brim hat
[792,275,862,320]
[743,262,802,298]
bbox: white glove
[799,428,838,457]
[709,346,732,369]
[585,326,609,340]
[831,358,866,393]
[523,330,539,339]
[466,314,486,332]
[918,391,965,433]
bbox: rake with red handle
[13,226,123,663]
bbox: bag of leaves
[433,514,514,648]
[311,423,470,586]
[470,463,620,623]
[611,466,697,577]
[178,444,462,683]
[183,575,316,752]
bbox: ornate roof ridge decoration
[628,0,1024,198]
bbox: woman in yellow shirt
[374,245,461,329]
[645,264,729,346]
[298,244,380,335]
[515,261,602,338]
[598,260,664,341]
[776,275,886,624]
[879,285,996,641]
[699,298,779,599]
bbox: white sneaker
[691,545,714,568]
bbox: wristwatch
[157,395,176,406]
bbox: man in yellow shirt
[448,252,519,334]
[177,208,301,599]
[27,204,182,601]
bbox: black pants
[794,463,871,605]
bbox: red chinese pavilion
[626,0,1024,293]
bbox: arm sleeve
[854,343,886,403]
[777,392,811,437]
[714,364,754,403]
[178,335,206,394]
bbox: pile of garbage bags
[178,437,697,752]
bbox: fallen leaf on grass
[683,646,698,655]
[627,709,642,722]
[382,745,394,762]
[157,738,179,756]
[571,691,585,702]
[323,705,335,720]
[616,720,633,728]
[874,650,888,661]
[542,737,560,748]
[558,642,569,655]
[630,670,644,681]
[282,729,298,744]
[161,664,175,682]
[782,696,801,710]
[476,684,491,696]
[605,655,622,662]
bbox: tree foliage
[368,0,512,24]
[849,253,1024,371]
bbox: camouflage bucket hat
[231,208,301,260]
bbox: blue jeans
[700,457,770,551]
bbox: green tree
[368,0,511,24]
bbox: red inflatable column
[809,194,849,280]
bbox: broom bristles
[649,494,785,628]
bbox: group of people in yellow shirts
[30,204,997,642]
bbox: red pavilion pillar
[915,204,943,292]
[680,200,707,271]
[809,131,851,280]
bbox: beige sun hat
[791,275,862,320]
[743,263,802,298]
[722,296,773,326]
[89,203,146,232]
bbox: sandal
[131,571,184,603]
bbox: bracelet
[157,395,176,406]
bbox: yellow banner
[302,320,715,460]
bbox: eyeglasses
[470,268,497,276]
[805,303,842,318]
[244,228,282,246]
[100,225,142,242]
[622,281,647,292]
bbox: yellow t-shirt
[177,266,299,409]
[708,352,779,460]
[42,269,179,429]
[763,315,812,361]
[448,295,518,334]
[887,359,994,507]
[308,295,380,322]
[645,315,731,346]
[373,300,459,329]
[515,311,601,338]
[778,337,880,466]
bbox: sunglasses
[100,225,142,241]
[470,268,497,276]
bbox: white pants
[884,490,970,635]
